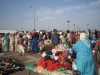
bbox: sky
[0,0,100,31]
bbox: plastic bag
[72,60,77,70]
[25,64,35,71]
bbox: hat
[53,29,57,32]
[80,33,87,40]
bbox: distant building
[0,30,17,34]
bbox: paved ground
[0,52,44,75]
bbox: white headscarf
[80,33,91,48]
[80,33,87,40]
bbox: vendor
[51,29,60,47]
[72,32,96,75]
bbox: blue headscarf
[4,34,8,39]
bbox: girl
[38,39,44,54]
[18,34,25,56]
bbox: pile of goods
[0,57,24,74]
[26,44,78,75]
[44,40,52,47]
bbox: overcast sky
[0,0,100,31]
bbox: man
[51,29,60,47]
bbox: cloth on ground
[36,58,71,71]
[25,64,35,71]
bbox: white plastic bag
[72,60,77,70]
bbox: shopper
[51,29,60,47]
[18,34,25,56]
[72,33,96,75]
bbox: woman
[3,34,9,52]
[72,33,96,75]
[15,32,19,52]
[9,34,14,52]
[32,32,39,53]
[27,32,32,52]
[0,34,2,52]
[43,32,51,40]
[70,31,76,45]
[66,30,71,43]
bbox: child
[38,39,44,54]
[18,34,25,56]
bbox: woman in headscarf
[70,31,76,45]
[3,34,9,52]
[1,34,4,51]
[72,32,96,75]
[26,32,32,53]
[0,34,2,52]
[32,32,39,53]
[9,34,14,52]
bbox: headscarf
[15,32,18,36]
[4,34,8,39]
[80,33,87,40]
[80,33,91,48]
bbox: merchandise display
[26,44,78,75]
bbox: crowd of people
[0,29,100,55]
[0,29,100,53]
[0,29,100,74]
